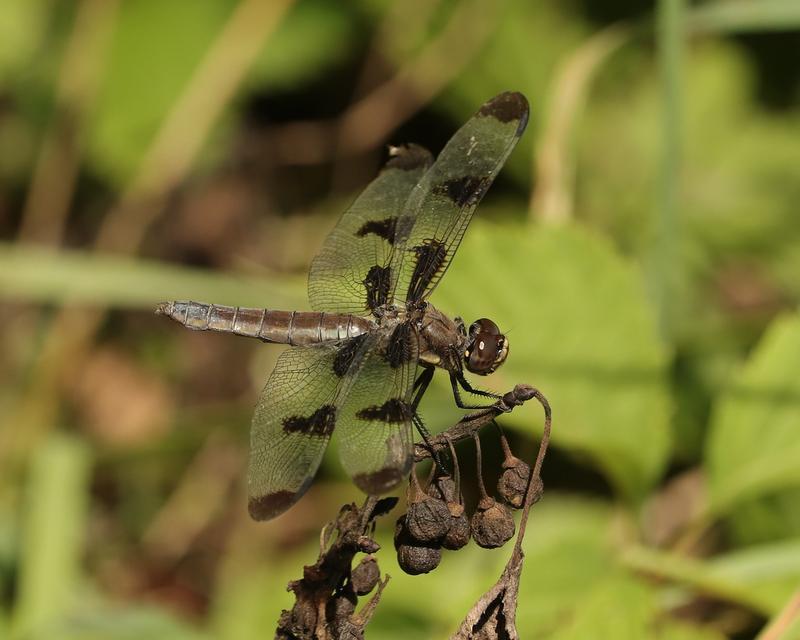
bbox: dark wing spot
[385,321,416,368]
[332,333,368,378]
[356,398,410,423]
[248,490,297,521]
[406,240,447,302]
[477,91,530,132]
[363,265,391,311]
[434,175,490,208]
[385,143,434,171]
[282,404,336,438]
[353,466,407,494]
[356,217,398,245]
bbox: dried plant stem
[756,590,800,640]
[473,432,488,500]
[531,24,629,224]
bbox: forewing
[247,335,370,520]
[391,92,529,303]
[308,145,433,315]
[337,321,419,494]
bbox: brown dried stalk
[276,383,551,640]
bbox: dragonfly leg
[412,411,450,475]
[411,366,434,410]
[450,371,500,409]
[410,367,449,473]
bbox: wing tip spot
[248,490,298,521]
[353,466,407,495]
[478,91,530,134]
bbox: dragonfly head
[464,318,508,375]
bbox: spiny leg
[449,371,500,410]
[410,367,449,473]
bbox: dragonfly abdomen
[156,301,372,345]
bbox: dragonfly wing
[247,334,371,520]
[391,92,529,303]
[337,321,419,494]
[308,145,432,315]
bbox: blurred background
[1,0,800,638]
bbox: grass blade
[12,435,92,638]
[0,243,305,310]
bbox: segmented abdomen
[156,301,373,345]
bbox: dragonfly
[157,91,529,520]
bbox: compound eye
[466,333,501,375]
[472,318,500,336]
[468,321,482,338]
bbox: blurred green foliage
[2,0,800,638]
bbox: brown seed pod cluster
[395,430,541,574]
[393,467,471,574]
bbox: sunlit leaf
[707,313,800,513]
[549,574,655,640]
[433,219,672,501]
[709,538,800,613]
[623,543,794,616]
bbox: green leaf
[689,0,800,33]
[549,574,655,640]
[623,539,800,616]
[433,220,672,501]
[709,538,800,613]
[707,313,800,513]
[87,0,234,184]
[727,489,800,545]
[0,243,305,310]
[12,435,92,639]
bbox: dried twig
[451,387,551,639]
[276,496,397,640]
[278,383,551,639]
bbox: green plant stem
[654,0,685,343]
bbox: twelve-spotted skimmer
[157,91,529,520]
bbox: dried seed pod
[442,511,470,550]
[350,555,380,596]
[394,514,408,549]
[406,490,451,543]
[407,496,450,542]
[426,474,469,550]
[471,497,515,549]
[396,542,442,575]
[395,514,442,575]
[325,587,357,622]
[427,473,458,503]
[497,456,534,509]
